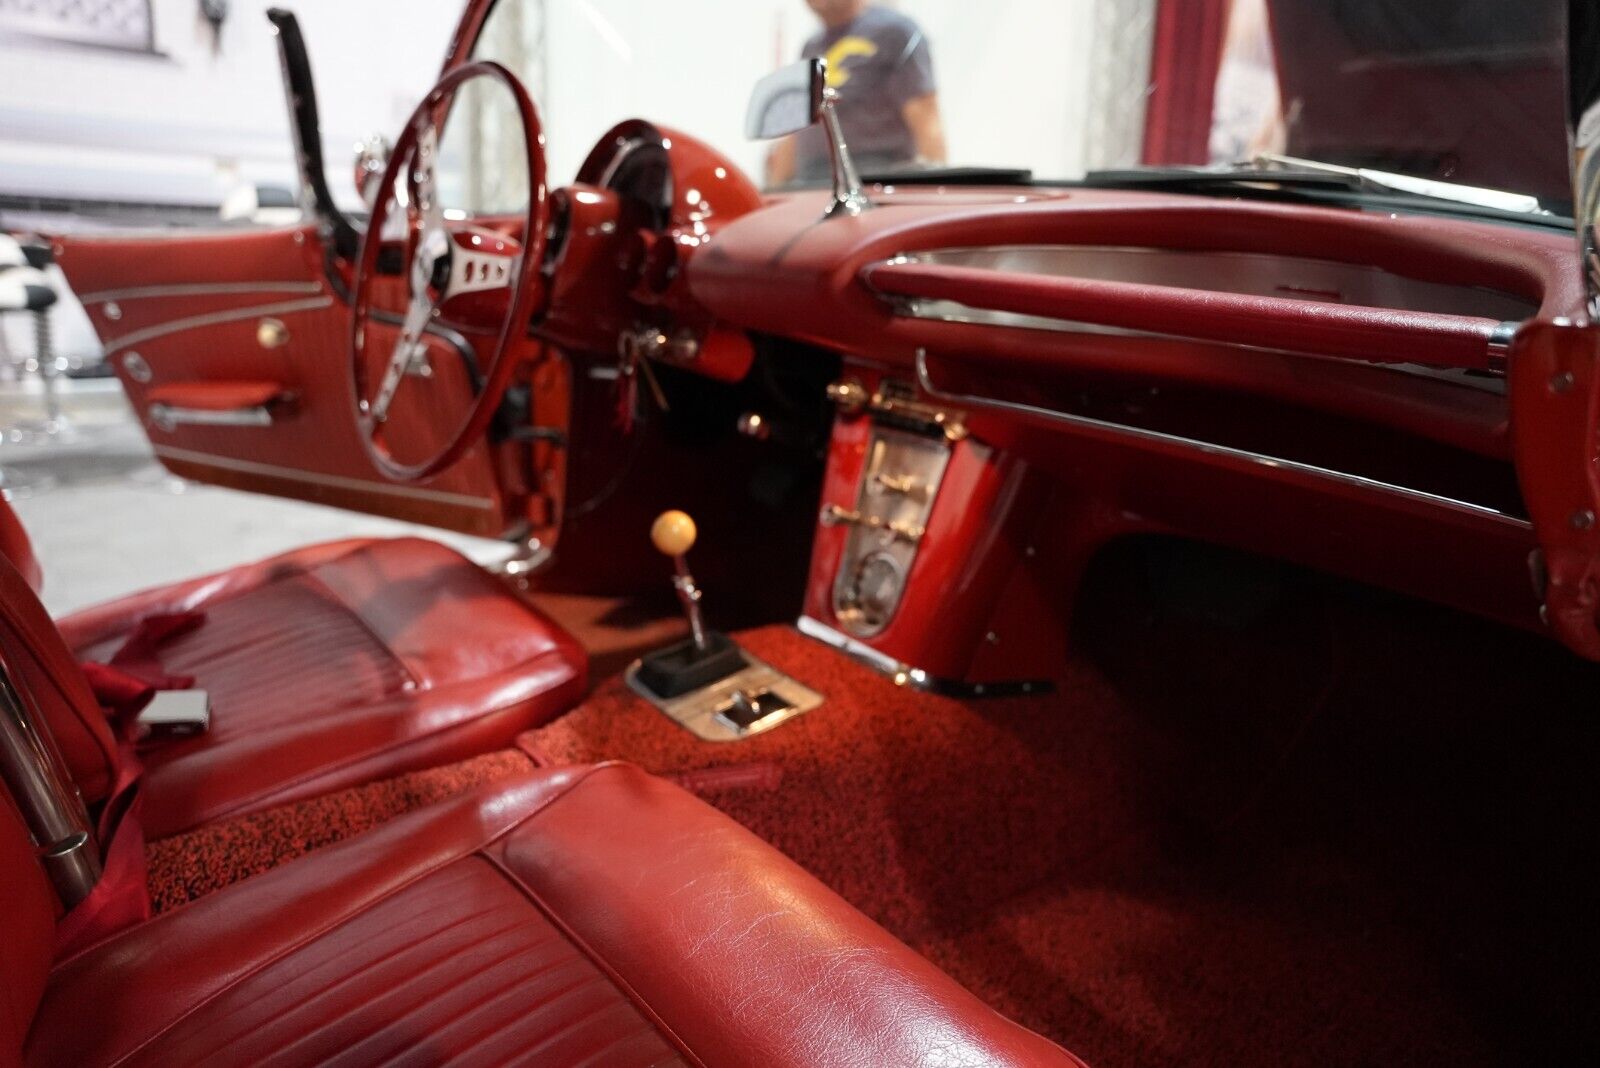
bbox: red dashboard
[641,182,1587,680]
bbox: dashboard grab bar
[863,259,1507,373]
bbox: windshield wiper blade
[1252,154,1547,215]
[860,165,1035,186]
[1082,155,1548,216]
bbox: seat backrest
[0,784,59,1063]
[0,552,118,804]
[0,495,41,594]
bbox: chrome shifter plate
[624,654,824,742]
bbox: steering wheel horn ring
[349,60,549,483]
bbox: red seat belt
[56,612,205,953]
[81,611,205,736]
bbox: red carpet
[520,588,1595,1067]
[145,749,536,912]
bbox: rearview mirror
[744,58,869,217]
[745,58,825,141]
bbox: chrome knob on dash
[819,503,924,544]
[825,377,869,415]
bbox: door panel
[56,224,527,538]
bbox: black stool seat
[0,265,57,312]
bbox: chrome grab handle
[148,403,274,431]
[0,652,101,908]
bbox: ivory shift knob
[651,510,697,557]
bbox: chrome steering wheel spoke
[347,59,549,484]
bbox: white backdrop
[0,0,1149,214]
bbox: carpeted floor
[145,547,1600,1066]
[145,749,538,911]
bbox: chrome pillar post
[0,654,100,908]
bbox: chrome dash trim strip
[866,255,1514,374]
[103,296,333,354]
[77,281,325,304]
[913,348,1530,529]
[151,444,497,509]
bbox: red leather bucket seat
[6,762,1085,1067]
[0,500,585,837]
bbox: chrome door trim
[914,349,1530,528]
[77,281,325,304]
[103,296,333,354]
[151,444,498,510]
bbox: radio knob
[826,377,868,415]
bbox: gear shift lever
[634,509,748,698]
[651,510,708,654]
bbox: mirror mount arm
[819,86,872,217]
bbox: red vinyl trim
[863,259,1501,371]
[144,382,288,412]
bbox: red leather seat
[8,762,1083,1067]
[0,502,585,837]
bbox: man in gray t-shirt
[767,1,947,186]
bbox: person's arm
[766,135,798,187]
[902,92,947,164]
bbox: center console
[798,366,1060,695]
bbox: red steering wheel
[350,60,548,482]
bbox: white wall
[531,0,1102,187]
[0,0,1135,214]
[0,0,459,210]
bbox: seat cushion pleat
[122,857,683,1068]
[157,574,412,733]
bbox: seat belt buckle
[137,690,211,738]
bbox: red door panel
[56,224,525,538]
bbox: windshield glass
[469,0,1570,209]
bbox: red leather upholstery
[53,537,587,837]
[143,380,288,411]
[0,496,41,594]
[1,791,57,1064]
[0,553,121,804]
[21,763,1082,1067]
[0,502,587,838]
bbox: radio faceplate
[827,425,953,638]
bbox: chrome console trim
[624,654,825,742]
[796,616,1052,698]
[914,349,1530,528]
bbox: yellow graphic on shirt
[823,36,878,88]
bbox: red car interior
[5,1,1599,1064]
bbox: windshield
[468,0,1570,209]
